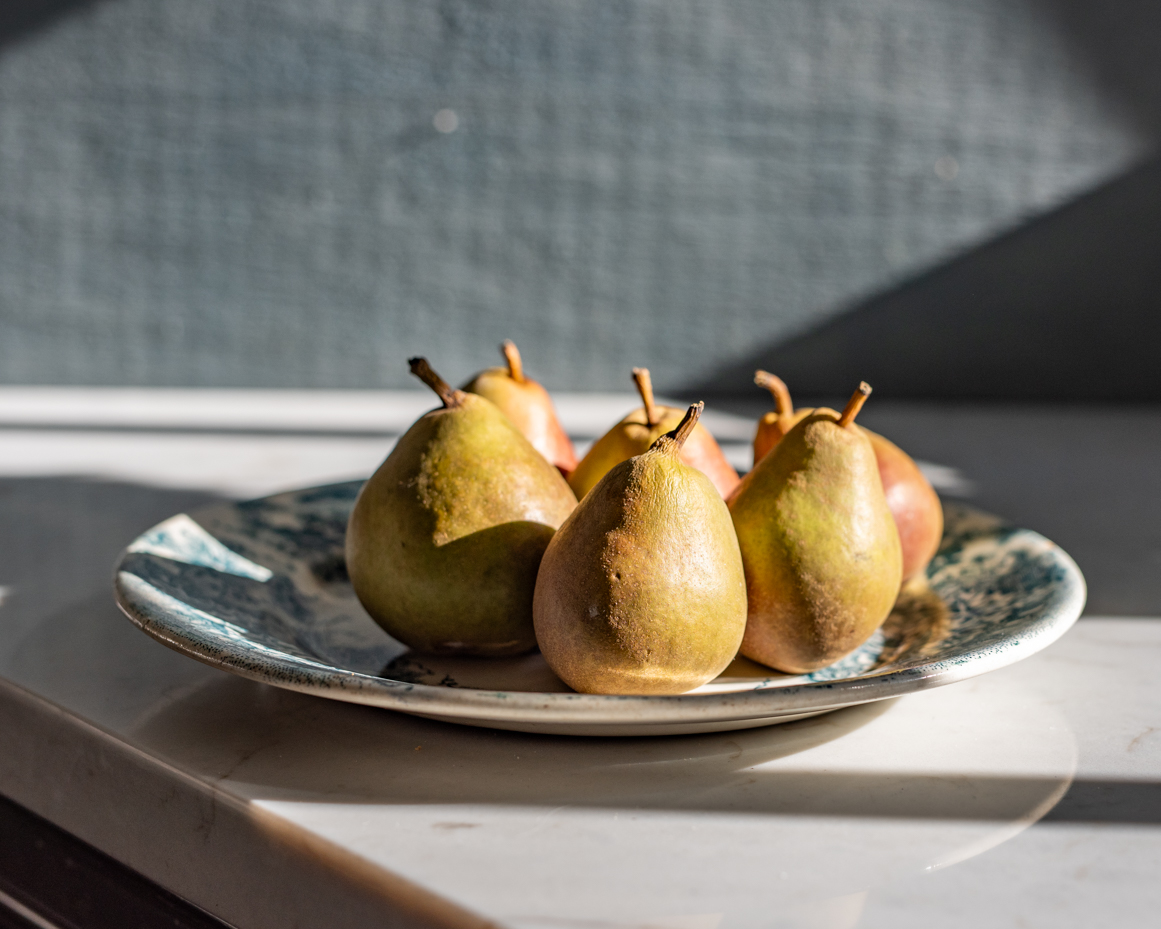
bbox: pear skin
[864,430,944,581]
[346,358,576,656]
[569,368,740,500]
[462,340,578,476]
[535,404,748,695]
[729,384,903,673]
[749,370,942,581]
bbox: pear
[862,431,944,583]
[751,371,813,464]
[534,403,748,695]
[750,370,942,581]
[346,358,577,656]
[729,383,903,674]
[568,368,740,500]
[462,340,578,476]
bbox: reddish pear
[865,431,944,583]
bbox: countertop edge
[0,676,497,929]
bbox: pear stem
[632,367,659,427]
[408,357,464,409]
[501,340,525,383]
[754,370,794,430]
[837,381,872,428]
[652,401,703,454]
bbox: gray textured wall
[0,0,1147,391]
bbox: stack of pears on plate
[346,344,944,694]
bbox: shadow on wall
[0,0,101,48]
[691,155,1161,401]
[1036,0,1161,136]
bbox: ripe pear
[535,403,748,695]
[866,431,944,582]
[462,340,578,476]
[750,370,942,581]
[568,368,740,500]
[729,383,903,674]
[751,371,813,463]
[346,358,577,656]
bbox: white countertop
[1,389,1158,929]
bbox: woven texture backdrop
[0,0,1144,391]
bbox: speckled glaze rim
[113,492,1087,729]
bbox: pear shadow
[375,577,952,695]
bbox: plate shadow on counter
[124,672,1087,825]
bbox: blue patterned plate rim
[112,481,1086,728]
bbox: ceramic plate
[113,482,1085,736]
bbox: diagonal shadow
[691,1,1161,403]
[0,1,105,50]
[1033,0,1161,137]
[691,156,1161,402]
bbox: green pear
[749,370,942,581]
[729,383,903,673]
[535,403,748,694]
[346,358,577,656]
[568,367,740,500]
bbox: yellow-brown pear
[568,368,740,500]
[535,403,748,694]
[462,340,578,476]
[346,358,576,656]
[729,383,903,673]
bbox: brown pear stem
[632,367,658,426]
[408,357,464,408]
[837,381,872,428]
[652,401,703,455]
[500,340,525,383]
[754,370,794,429]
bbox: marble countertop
[1,389,1159,929]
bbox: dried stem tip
[837,381,872,428]
[654,401,704,453]
[409,357,463,409]
[501,340,525,383]
[632,367,659,427]
[754,370,793,419]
